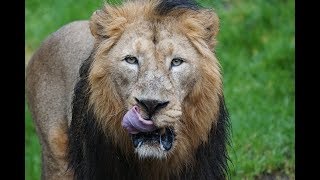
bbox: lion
[26,0,231,179]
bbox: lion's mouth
[131,127,175,151]
[122,106,175,151]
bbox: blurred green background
[25,0,295,179]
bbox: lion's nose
[135,98,169,117]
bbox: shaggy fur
[68,0,231,180]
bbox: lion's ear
[200,10,220,49]
[90,6,128,39]
[181,9,219,49]
[90,9,108,39]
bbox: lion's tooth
[161,128,173,151]
[160,142,166,151]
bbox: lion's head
[69,0,229,179]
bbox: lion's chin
[132,127,175,159]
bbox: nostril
[134,98,170,116]
[134,97,141,104]
[135,97,148,110]
[156,101,169,110]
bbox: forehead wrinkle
[132,37,155,56]
[134,39,142,54]
[156,39,174,59]
[129,20,156,53]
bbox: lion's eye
[124,56,138,65]
[171,58,184,67]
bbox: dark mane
[156,0,200,15]
[172,97,231,180]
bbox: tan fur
[26,0,221,179]
[48,126,68,159]
[26,21,95,179]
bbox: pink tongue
[122,106,156,134]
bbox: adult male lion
[26,0,231,179]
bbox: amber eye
[171,58,184,67]
[124,56,138,64]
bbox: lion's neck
[135,158,186,180]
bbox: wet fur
[67,0,231,179]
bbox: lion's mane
[68,0,231,179]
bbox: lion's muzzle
[122,106,175,153]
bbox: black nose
[135,98,169,116]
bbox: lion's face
[104,21,201,158]
[88,1,221,163]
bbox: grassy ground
[25,0,295,179]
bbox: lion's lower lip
[131,128,174,151]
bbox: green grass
[25,102,41,179]
[25,0,295,179]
